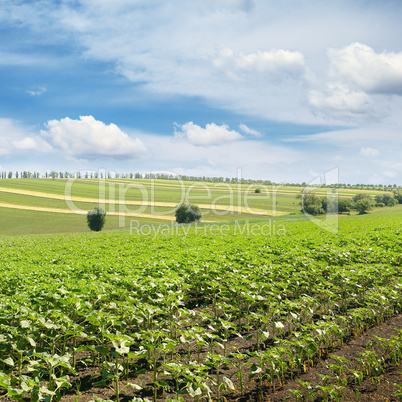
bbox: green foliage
[87,207,106,231]
[1,215,402,400]
[375,193,396,206]
[175,203,201,223]
[393,189,402,204]
[352,193,372,203]
[338,198,353,214]
[297,191,325,215]
[355,199,373,214]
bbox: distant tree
[297,191,325,215]
[355,199,373,214]
[8,172,12,179]
[338,198,353,214]
[87,207,106,231]
[175,203,202,223]
[353,193,372,203]
[393,189,402,204]
[375,194,396,206]
[50,171,58,180]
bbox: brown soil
[57,315,402,401]
[2,313,401,402]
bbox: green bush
[355,199,373,214]
[175,203,202,223]
[375,194,396,206]
[297,192,325,216]
[87,207,106,231]
[338,198,353,213]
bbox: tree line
[299,190,402,215]
[0,170,401,191]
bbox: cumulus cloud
[309,82,376,120]
[174,122,243,146]
[328,43,402,94]
[0,118,53,156]
[239,123,262,137]
[41,116,146,159]
[12,136,53,152]
[213,48,307,81]
[360,147,379,157]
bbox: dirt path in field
[0,186,282,216]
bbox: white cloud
[328,42,402,94]
[239,123,262,137]
[41,116,146,159]
[213,48,307,81]
[309,82,375,121]
[0,118,53,156]
[26,87,46,96]
[4,1,402,126]
[174,122,243,146]
[134,130,302,181]
[12,136,53,152]
[360,147,379,157]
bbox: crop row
[0,216,402,401]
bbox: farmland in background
[0,178,398,236]
[1,209,402,401]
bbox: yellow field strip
[0,187,282,216]
[0,202,176,221]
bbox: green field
[0,211,402,401]
[0,178,397,236]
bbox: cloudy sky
[1,0,402,184]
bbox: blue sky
[1,0,402,185]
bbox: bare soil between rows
[2,311,401,402]
[57,314,402,401]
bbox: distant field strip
[0,202,177,221]
[0,186,280,216]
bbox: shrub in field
[175,203,202,223]
[355,199,373,214]
[375,194,396,206]
[337,198,353,214]
[352,193,372,203]
[297,192,325,216]
[87,207,106,231]
[392,189,402,204]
